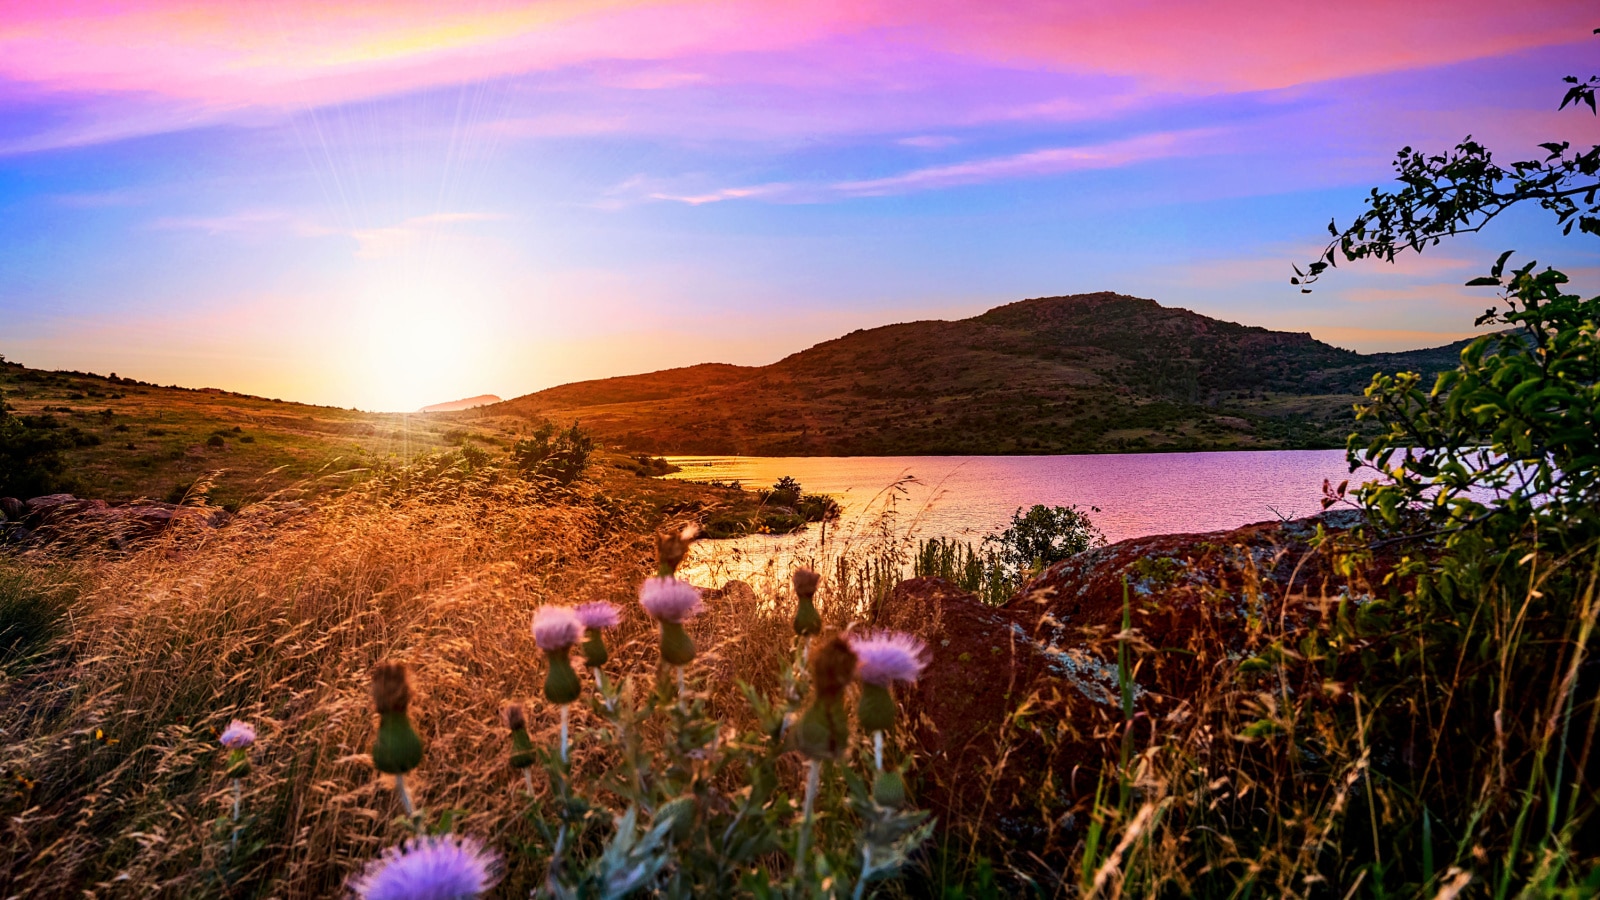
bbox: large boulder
[881,510,1389,848]
[0,497,25,521]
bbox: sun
[354,279,481,412]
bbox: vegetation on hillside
[489,296,1472,457]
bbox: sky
[1,1,1596,411]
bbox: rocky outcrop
[881,510,1390,843]
[1,494,230,548]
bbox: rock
[0,497,24,521]
[710,580,757,608]
[16,495,229,547]
[24,495,107,526]
[24,493,80,516]
[882,511,1392,850]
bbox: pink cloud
[0,1,1587,114]
[834,130,1210,195]
[900,0,1593,92]
[648,183,792,205]
[898,135,960,149]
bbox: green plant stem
[874,730,883,771]
[394,773,415,817]
[796,759,821,880]
[560,705,570,766]
[229,778,241,856]
[854,845,873,900]
[523,768,535,797]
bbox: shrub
[0,390,68,497]
[985,504,1105,581]
[512,422,595,486]
[757,477,842,524]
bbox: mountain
[420,394,502,413]
[491,292,1475,455]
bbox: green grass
[0,562,79,668]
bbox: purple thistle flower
[638,577,704,624]
[219,720,256,750]
[848,631,930,687]
[531,606,583,652]
[349,834,500,900]
[574,601,621,631]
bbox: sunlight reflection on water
[663,449,1375,590]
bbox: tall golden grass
[0,470,936,896]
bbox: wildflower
[219,720,256,750]
[219,719,256,778]
[849,631,929,734]
[639,577,704,666]
[574,600,621,667]
[796,635,856,761]
[849,631,928,803]
[792,568,822,637]
[850,631,929,689]
[349,833,501,900]
[533,606,583,704]
[370,662,423,815]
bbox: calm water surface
[665,449,1366,544]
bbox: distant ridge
[490,292,1476,455]
[420,394,502,413]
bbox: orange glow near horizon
[2,1,1593,409]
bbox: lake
[663,449,1373,586]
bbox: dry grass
[0,479,655,895]
[0,468,942,897]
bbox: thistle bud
[225,749,252,779]
[858,683,896,734]
[370,662,424,775]
[796,636,856,761]
[872,768,908,808]
[503,704,535,770]
[654,525,697,577]
[792,568,822,637]
[655,795,698,843]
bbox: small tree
[984,504,1105,580]
[511,422,595,485]
[766,475,803,508]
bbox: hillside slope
[492,292,1472,455]
[0,359,506,507]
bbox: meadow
[0,264,1596,899]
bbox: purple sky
[1,1,1595,410]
